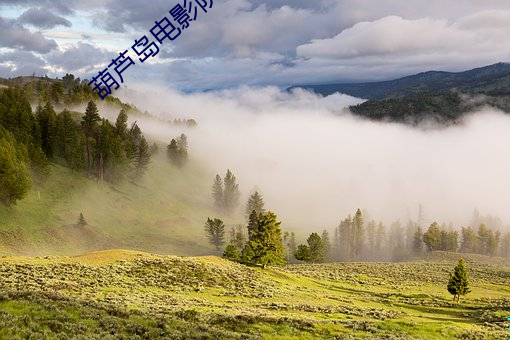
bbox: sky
[2,0,510,90]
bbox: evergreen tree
[177,133,188,150]
[36,102,57,158]
[375,222,387,258]
[366,220,377,259]
[212,174,224,211]
[223,170,240,213]
[332,227,341,261]
[388,220,404,253]
[78,213,87,226]
[321,229,331,262]
[500,232,510,258]
[240,243,255,264]
[55,109,80,168]
[423,222,441,251]
[204,218,225,251]
[0,88,33,145]
[166,134,188,167]
[307,232,325,263]
[352,209,364,261]
[247,210,260,241]
[223,244,240,262]
[283,231,297,262]
[0,131,31,205]
[127,122,142,162]
[223,169,240,214]
[487,230,500,256]
[338,216,352,261]
[245,211,286,268]
[81,101,100,174]
[115,109,128,137]
[477,224,498,255]
[444,230,459,252]
[150,142,159,155]
[244,191,265,220]
[412,226,423,254]
[134,136,151,180]
[460,226,478,253]
[447,259,471,303]
[294,244,312,262]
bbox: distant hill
[290,63,510,124]
[289,62,510,100]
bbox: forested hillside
[291,63,510,124]
[0,81,151,206]
[0,76,217,256]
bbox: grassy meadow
[0,250,508,339]
[0,152,221,257]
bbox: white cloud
[117,85,510,231]
[296,12,510,71]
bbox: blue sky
[1,0,510,90]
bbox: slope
[0,250,508,338]
[0,152,222,256]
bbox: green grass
[0,153,228,256]
[0,250,508,338]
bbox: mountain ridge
[289,62,510,100]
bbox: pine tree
[460,226,478,253]
[0,132,31,205]
[166,134,188,168]
[223,244,240,262]
[366,220,377,259]
[321,229,331,262]
[212,174,224,210]
[245,211,286,268]
[223,169,240,214]
[307,232,325,263]
[36,102,57,158]
[332,227,341,261]
[82,101,100,174]
[78,213,87,226]
[338,216,352,261]
[412,226,423,254]
[240,243,255,264]
[283,231,297,262]
[247,210,259,241]
[134,136,151,180]
[500,232,510,258]
[115,109,128,137]
[55,109,80,168]
[352,209,364,261]
[376,222,387,256]
[447,259,471,303]
[244,191,265,220]
[423,222,441,251]
[204,218,225,251]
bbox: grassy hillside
[0,152,225,256]
[0,250,508,338]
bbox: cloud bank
[117,85,510,231]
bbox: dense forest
[0,76,151,206]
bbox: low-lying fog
[117,85,510,231]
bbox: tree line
[0,86,152,205]
[295,209,510,263]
